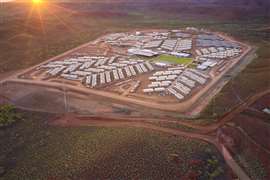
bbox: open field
[0,110,230,179]
[152,55,193,65]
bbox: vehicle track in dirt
[51,114,251,180]
[71,89,270,135]
[48,89,270,180]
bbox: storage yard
[5,28,250,112]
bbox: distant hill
[52,0,269,19]
[74,0,270,7]
[53,0,270,17]
[14,0,269,6]
[13,0,270,9]
[117,0,270,8]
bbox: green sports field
[152,55,193,65]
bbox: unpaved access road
[52,115,251,180]
[49,89,270,180]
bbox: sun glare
[25,0,76,35]
[32,0,43,5]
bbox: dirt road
[57,89,270,134]
[48,89,270,180]
[52,115,251,180]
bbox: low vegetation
[182,151,226,179]
[0,110,228,179]
[236,153,267,180]
[0,104,19,128]
[150,121,195,132]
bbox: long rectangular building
[113,69,119,80]
[129,66,137,76]
[105,71,111,83]
[124,67,132,77]
[92,74,97,87]
[118,69,125,79]
[145,62,154,71]
[135,64,143,74]
[140,63,148,73]
[100,72,105,84]
[85,76,92,87]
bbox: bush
[0,104,19,128]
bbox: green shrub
[0,104,19,128]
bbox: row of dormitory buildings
[143,68,210,100]
[194,47,242,71]
[104,31,193,54]
[83,62,154,88]
[39,55,155,88]
[196,47,242,59]
[159,39,193,52]
[103,30,240,52]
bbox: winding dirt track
[52,115,251,180]
[50,89,270,180]
[236,126,270,155]
[70,89,270,134]
[2,85,267,180]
